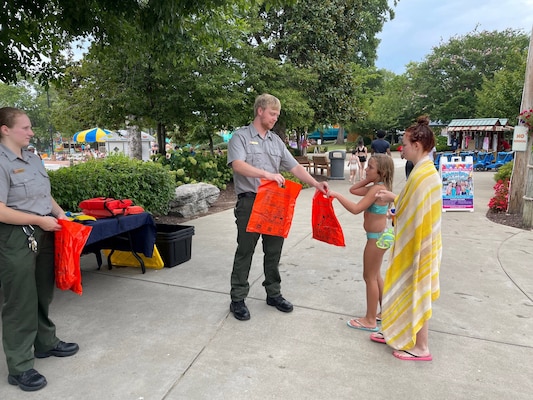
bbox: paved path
[1,154,532,399]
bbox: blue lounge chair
[460,151,475,162]
[474,152,494,171]
[441,153,456,164]
[486,152,514,171]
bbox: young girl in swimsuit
[328,154,395,332]
[355,138,368,180]
[347,150,359,183]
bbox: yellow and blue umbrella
[73,128,113,143]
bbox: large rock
[169,183,220,218]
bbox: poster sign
[512,125,528,151]
[441,158,474,212]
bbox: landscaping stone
[169,183,220,218]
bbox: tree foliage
[0,0,264,84]
[405,29,529,122]
[475,48,527,123]
[253,0,395,134]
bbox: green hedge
[49,154,175,215]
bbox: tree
[475,48,527,122]
[51,4,258,157]
[0,80,57,151]
[1,1,138,84]
[251,0,395,136]
[357,70,418,135]
[1,0,262,84]
[406,29,529,123]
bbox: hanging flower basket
[519,109,533,128]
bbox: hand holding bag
[312,190,345,247]
[54,219,93,295]
[246,179,302,238]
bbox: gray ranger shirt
[227,124,298,195]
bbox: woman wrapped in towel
[372,115,442,361]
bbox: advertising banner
[441,159,474,212]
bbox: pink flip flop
[393,350,432,361]
[370,331,386,344]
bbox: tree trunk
[336,126,345,145]
[126,115,142,160]
[508,26,533,229]
[157,122,165,157]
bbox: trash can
[328,150,346,180]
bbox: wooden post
[524,165,533,227]
[508,26,533,229]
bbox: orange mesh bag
[54,219,93,295]
[246,179,302,238]
[312,190,345,247]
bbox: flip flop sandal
[393,350,433,361]
[370,331,386,344]
[346,319,379,332]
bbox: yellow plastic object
[102,245,164,269]
[72,215,97,222]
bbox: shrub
[282,171,311,189]
[488,179,509,212]
[158,150,232,190]
[49,154,175,215]
[488,161,514,213]
[494,160,513,182]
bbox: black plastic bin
[155,224,195,267]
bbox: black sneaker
[8,369,47,391]
[230,300,250,320]
[34,341,79,358]
[266,295,293,313]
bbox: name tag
[13,168,25,174]
[250,141,258,145]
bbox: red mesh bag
[246,179,302,238]
[54,219,93,295]
[312,190,345,247]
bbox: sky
[376,0,533,74]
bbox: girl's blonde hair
[370,154,394,191]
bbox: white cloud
[376,0,533,73]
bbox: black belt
[238,192,256,199]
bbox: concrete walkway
[1,154,532,399]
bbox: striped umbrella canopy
[73,128,113,143]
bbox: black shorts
[358,156,367,162]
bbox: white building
[103,130,156,161]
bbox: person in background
[399,145,414,179]
[499,139,511,152]
[373,115,442,361]
[355,137,368,180]
[347,150,359,183]
[0,107,79,392]
[227,94,329,321]
[371,130,391,156]
[328,154,395,333]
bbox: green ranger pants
[230,196,285,301]
[0,223,59,375]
